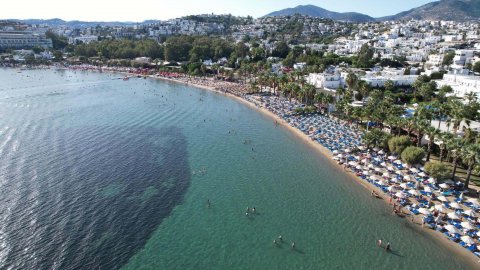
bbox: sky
[2,0,435,22]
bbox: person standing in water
[385,242,391,251]
[291,242,296,250]
[207,199,211,208]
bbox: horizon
[2,0,434,22]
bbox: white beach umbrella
[387,166,395,172]
[368,164,375,169]
[418,172,427,178]
[388,156,396,160]
[337,154,344,158]
[439,183,450,189]
[445,224,461,234]
[400,183,408,189]
[333,150,339,154]
[464,209,477,217]
[387,186,396,192]
[362,171,370,176]
[467,198,479,204]
[378,150,385,155]
[410,168,419,173]
[395,192,406,198]
[348,161,357,166]
[332,156,339,160]
[434,204,447,212]
[461,222,476,230]
[427,178,436,184]
[356,165,363,170]
[461,236,475,245]
[383,172,391,178]
[380,162,387,167]
[395,170,403,175]
[344,148,351,153]
[450,202,462,209]
[438,196,449,202]
[447,212,461,220]
[418,208,432,215]
[424,186,433,193]
[373,147,380,152]
[378,180,387,186]
[375,168,382,173]
[394,160,402,164]
[408,189,420,196]
[404,175,412,181]
[357,146,366,151]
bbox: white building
[68,35,98,45]
[427,54,444,66]
[361,71,418,88]
[451,49,475,69]
[436,70,480,99]
[0,31,52,49]
[307,72,345,90]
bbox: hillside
[264,5,375,22]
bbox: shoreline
[146,74,480,268]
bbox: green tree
[356,43,374,68]
[272,41,290,58]
[473,61,480,73]
[460,144,480,189]
[442,51,455,66]
[388,136,412,155]
[424,161,450,180]
[401,146,425,165]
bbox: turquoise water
[0,69,474,269]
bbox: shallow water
[0,69,474,269]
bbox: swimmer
[278,235,283,242]
[252,207,256,213]
[291,242,295,249]
[385,242,391,251]
[207,199,211,208]
[246,206,250,212]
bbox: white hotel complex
[0,31,52,49]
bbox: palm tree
[448,99,467,135]
[345,72,358,93]
[460,143,480,189]
[447,137,464,180]
[424,127,440,162]
[439,133,452,163]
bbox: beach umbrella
[439,183,450,189]
[387,166,395,172]
[394,160,402,164]
[424,186,433,193]
[427,178,436,184]
[408,189,419,196]
[400,183,408,189]
[387,186,396,192]
[467,198,479,204]
[380,162,387,167]
[383,172,391,178]
[357,146,366,151]
[368,164,375,169]
[333,150,339,154]
[348,161,357,166]
[461,236,475,245]
[445,224,461,234]
[344,148,351,153]
[450,202,462,209]
[438,196,449,202]
[418,208,432,215]
[395,192,406,198]
[418,172,427,178]
[370,175,379,181]
[337,154,344,158]
[378,150,385,155]
[403,175,412,181]
[395,170,403,175]
[447,212,461,220]
[356,165,363,170]
[378,180,387,186]
[464,209,477,217]
[434,204,447,213]
[410,168,419,173]
[373,147,380,152]
[362,171,370,176]
[388,156,396,161]
[461,222,476,230]
[375,168,382,173]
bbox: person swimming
[291,242,295,249]
[278,235,283,242]
[207,199,211,208]
[252,207,256,213]
[385,242,391,251]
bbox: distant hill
[379,0,480,21]
[266,1,480,22]
[264,5,375,22]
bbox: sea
[0,68,474,269]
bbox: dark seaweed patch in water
[0,126,191,270]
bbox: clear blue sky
[2,0,434,21]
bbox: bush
[401,146,425,165]
[388,136,412,155]
[424,161,450,180]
